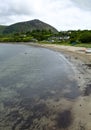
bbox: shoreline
[0,42,91,129]
[27,43,91,89]
[28,43,91,129]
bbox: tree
[79,31,91,43]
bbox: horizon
[0,18,91,32]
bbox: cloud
[0,0,91,30]
[71,0,91,10]
[0,0,34,16]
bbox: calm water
[0,43,80,130]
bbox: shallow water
[0,43,80,130]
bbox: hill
[3,19,58,34]
[0,25,7,35]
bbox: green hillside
[0,25,7,35]
[3,19,58,34]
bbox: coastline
[28,43,91,130]
[27,43,91,89]
[0,42,91,129]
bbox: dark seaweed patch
[84,84,91,96]
[56,110,72,129]
[85,64,91,68]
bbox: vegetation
[0,25,7,35]
[0,29,54,42]
[79,31,91,43]
[0,19,91,47]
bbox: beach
[42,44,91,130]
[28,43,91,130]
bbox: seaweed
[84,84,91,96]
[56,110,72,128]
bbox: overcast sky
[0,0,91,31]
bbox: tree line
[0,29,91,44]
[0,29,53,42]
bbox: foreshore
[28,43,91,130]
[31,43,91,91]
[1,42,91,129]
[28,43,91,89]
[40,43,91,86]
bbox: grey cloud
[0,0,35,16]
[0,0,36,25]
[0,16,12,25]
[0,0,91,30]
[71,0,91,10]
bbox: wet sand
[30,43,91,130]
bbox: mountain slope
[0,25,7,35]
[3,19,58,34]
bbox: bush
[79,32,91,43]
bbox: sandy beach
[28,43,91,130]
[43,44,91,130]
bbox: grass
[40,41,91,48]
[75,43,91,48]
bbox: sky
[0,0,91,31]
